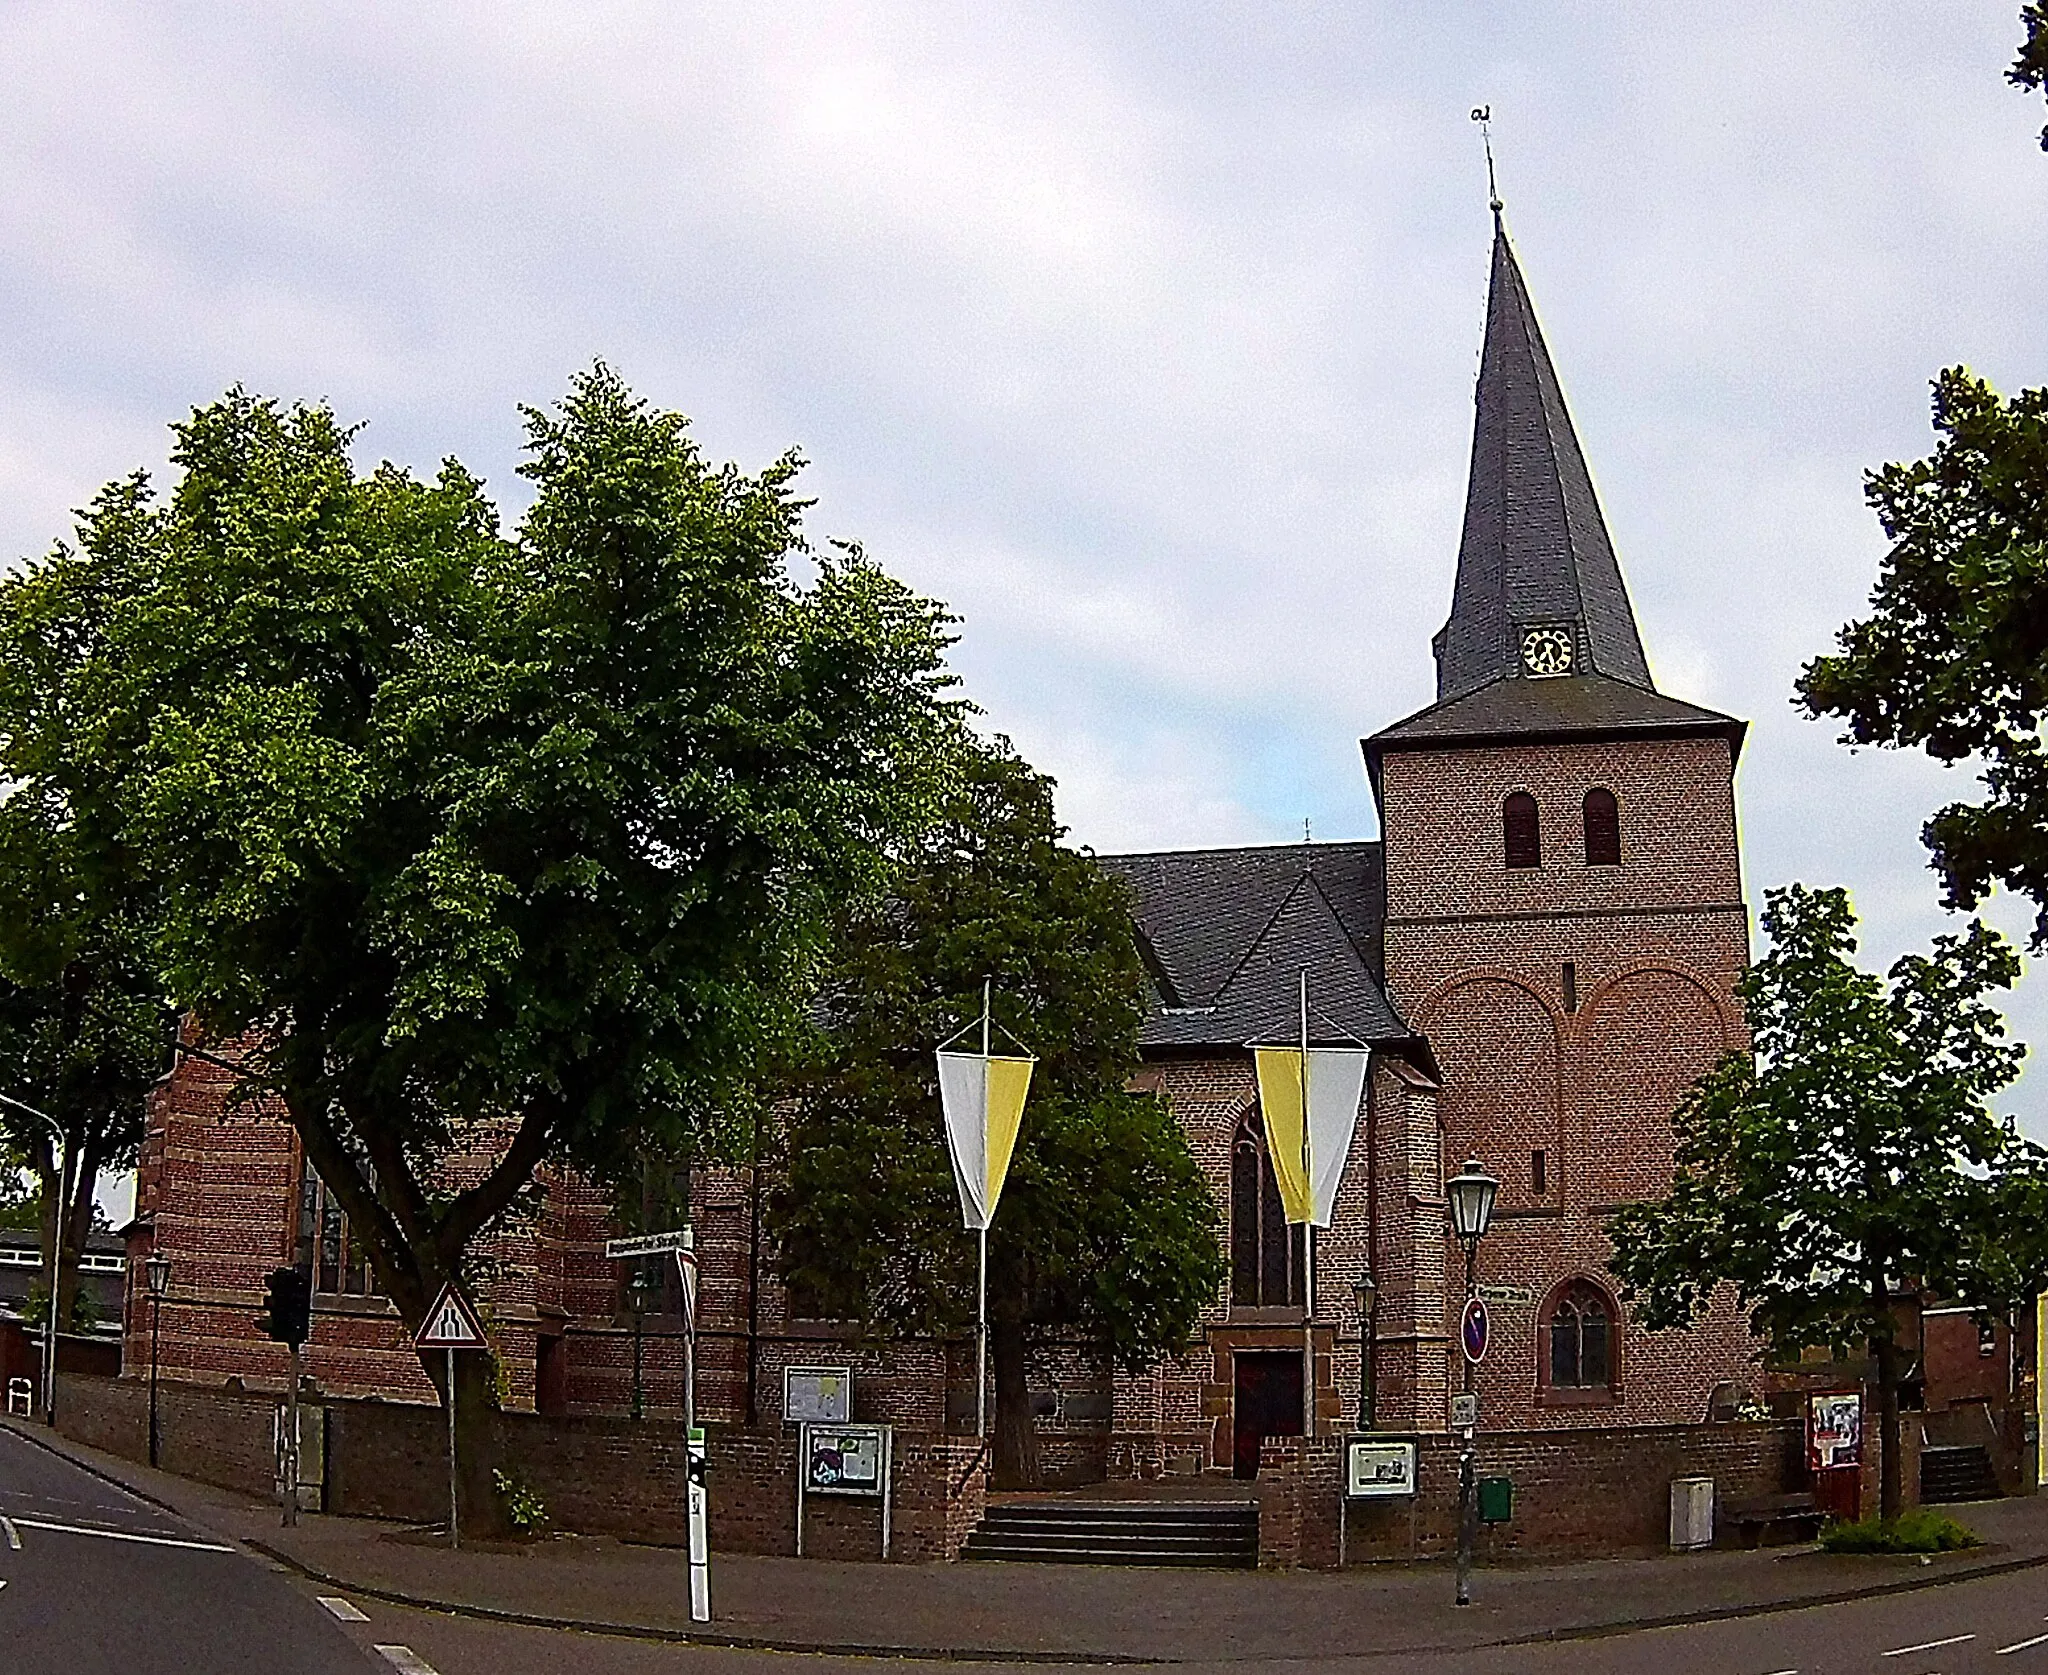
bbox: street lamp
[628,1265,660,1421]
[143,1252,171,1469]
[1445,1159,1497,1608]
[1352,1270,1377,1432]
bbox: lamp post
[629,1265,659,1420]
[1445,1159,1498,1609]
[143,1253,171,1468]
[1352,1271,1377,1432]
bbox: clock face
[1520,625,1575,678]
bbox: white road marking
[1883,1635,1976,1656]
[0,1516,18,1550]
[2000,1631,2048,1655]
[318,1595,370,1622]
[374,1648,439,1675]
[7,1516,232,1552]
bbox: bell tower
[1362,215,1755,1431]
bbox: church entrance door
[1232,1351,1303,1480]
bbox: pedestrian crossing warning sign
[418,1282,488,1350]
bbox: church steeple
[1431,215,1654,702]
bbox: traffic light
[258,1267,311,1347]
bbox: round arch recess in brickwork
[1412,970,1564,1219]
[1571,965,1735,1212]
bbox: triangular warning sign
[418,1282,489,1350]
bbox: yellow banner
[1253,1047,1315,1224]
[984,1055,1034,1220]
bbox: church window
[1531,1149,1547,1196]
[1230,1109,1307,1309]
[1561,961,1578,1013]
[1583,788,1622,866]
[1504,792,1541,869]
[1544,1279,1617,1391]
[301,1165,380,1298]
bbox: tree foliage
[1607,885,2045,1521]
[2015,3,2048,151]
[1798,372,2048,936]
[768,740,1225,1486]
[0,368,961,1525]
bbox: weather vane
[1470,105,1503,213]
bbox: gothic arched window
[1583,787,1622,867]
[1230,1109,1306,1309]
[1544,1279,1618,1392]
[1504,791,1541,870]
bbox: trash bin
[1670,1476,1714,1551]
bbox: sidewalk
[9,1417,2047,1664]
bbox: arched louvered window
[1504,791,1541,869]
[1230,1110,1306,1309]
[1583,787,1621,867]
[1544,1280,1617,1390]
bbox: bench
[1722,1491,1823,1548]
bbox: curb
[10,1419,2048,1665]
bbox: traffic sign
[1461,1295,1490,1364]
[418,1282,489,1350]
[675,1244,699,1332]
[605,1229,692,1259]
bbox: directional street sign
[1461,1295,1490,1365]
[675,1243,699,1333]
[605,1230,692,1260]
[418,1282,489,1351]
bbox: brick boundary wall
[51,1373,987,1562]
[1257,1419,1806,1566]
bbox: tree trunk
[52,1137,100,1333]
[990,1304,1040,1490]
[1869,1271,1904,1525]
[424,1340,508,1540]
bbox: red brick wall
[1257,1419,1802,1565]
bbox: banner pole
[979,980,991,1441]
[1300,969,1314,1438]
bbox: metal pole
[1455,1238,1477,1607]
[976,1226,988,1439]
[978,980,990,1441]
[1300,970,1314,1438]
[682,1235,697,1439]
[283,1341,301,1528]
[148,1291,162,1469]
[447,1346,460,1549]
[1363,1291,1377,1432]
[42,1141,76,1426]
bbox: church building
[115,213,1760,1496]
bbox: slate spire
[1431,214,1654,701]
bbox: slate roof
[1097,842,1412,1051]
[1365,672,1746,782]
[1431,214,1654,703]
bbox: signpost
[1460,1296,1490,1364]
[417,1281,489,1549]
[795,1422,894,1559]
[604,1228,706,1619]
[1339,1434,1419,1567]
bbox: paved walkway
[7,1417,2047,1663]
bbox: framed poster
[1345,1437,1418,1499]
[1807,1391,1862,1470]
[803,1422,889,1497]
[784,1364,853,1425]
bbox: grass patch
[1819,1509,1982,1554]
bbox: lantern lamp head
[144,1252,172,1297]
[1446,1159,1499,1243]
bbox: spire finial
[1470,106,1503,215]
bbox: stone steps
[961,1500,1260,1567]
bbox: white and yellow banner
[1252,1046,1371,1228]
[937,1051,1035,1231]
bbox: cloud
[2,1,2047,1126]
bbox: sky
[1,2,2046,1186]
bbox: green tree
[2015,4,2047,150]
[769,741,1226,1487]
[1798,372,2048,935]
[0,369,959,1527]
[1607,885,2041,1523]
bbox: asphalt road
[8,1419,2048,1675]
[0,1423,375,1674]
